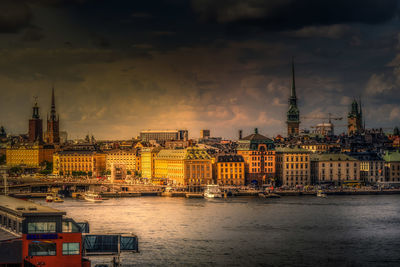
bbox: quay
[0,195,139,267]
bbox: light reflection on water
[37,195,400,266]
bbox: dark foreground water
[38,195,400,266]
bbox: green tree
[0,154,6,165]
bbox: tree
[0,154,5,165]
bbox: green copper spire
[291,57,296,98]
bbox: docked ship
[84,192,103,203]
[204,184,223,199]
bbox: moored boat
[84,192,103,203]
[204,184,222,199]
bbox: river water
[37,195,400,266]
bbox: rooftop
[311,153,358,162]
[0,196,66,217]
[383,150,400,162]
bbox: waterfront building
[346,152,385,184]
[140,147,162,179]
[153,147,213,186]
[275,146,311,187]
[184,147,213,187]
[214,154,245,186]
[287,60,300,137]
[6,143,54,168]
[237,129,275,185]
[383,150,400,182]
[53,150,106,177]
[310,153,360,185]
[154,149,187,185]
[28,99,43,143]
[139,130,188,143]
[0,195,90,267]
[106,149,137,172]
[45,88,60,144]
[347,100,363,135]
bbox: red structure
[0,196,91,267]
[28,98,43,143]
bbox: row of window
[28,242,79,256]
[285,156,309,162]
[251,168,274,173]
[285,163,308,169]
[221,168,243,173]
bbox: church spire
[291,57,296,99]
[50,87,57,121]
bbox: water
[38,195,400,266]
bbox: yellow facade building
[53,151,106,177]
[214,155,245,186]
[153,147,213,186]
[106,149,137,172]
[6,143,55,168]
[140,147,162,179]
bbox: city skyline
[0,1,400,139]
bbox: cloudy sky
[0,0,399,139]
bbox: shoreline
[8,189,400,199]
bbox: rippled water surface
[37,195,400,266]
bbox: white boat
[317,190,327,198]
[204,184,223,199]
[84,192,103,203]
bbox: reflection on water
[38,195,400,266]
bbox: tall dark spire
[287,58,300,137]
[50,87,57,121]
[291,57,296,98]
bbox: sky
[0,0,399,140]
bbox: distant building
[347,100,363,135]
[139,130,188,143]
[200,129,210,139]
[6,143,55,168]
[140,147,162,179]
[311,153,360,185]
[153,147,213,186]
[214,154,245,186]
[275,146,311,187]
[28,99,43,143]
[45,88,60,144]
[346,152,385,184]
[383,150,400,182]
[53,150,106,177]
[106,149,137,172]
[237,128,275,185]
[314,123,334,136]
[287,60,300,137]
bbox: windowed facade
[62,242,80,255]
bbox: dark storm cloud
[0,1,32,33]
[192,0,400,30]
